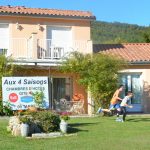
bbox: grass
[0,115,150,150]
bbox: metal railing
[37,39,92,59]
[38,39,72,59]
[0,38,92,60]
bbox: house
[93,43,150,113]
[0,5,95,114]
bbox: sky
[0,0,150,26]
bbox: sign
[2,77,49,110]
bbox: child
[97,85,124,114]
[116,91,133,122]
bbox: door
[46,26,72,58]
[0,24,9,54]
[51,77,72,110]
[47,26,72,44]
[119,74,142,112]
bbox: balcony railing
[38,39,67,59]
[38,39,92,59]
[0,37,92,61]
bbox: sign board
[2,77,49,110]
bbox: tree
[0,55,14,100]
[143,33,150,43]
[60,51,127,111]
[91,21,146,44]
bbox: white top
[120,96,131,107]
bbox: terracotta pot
[28,106,37,112]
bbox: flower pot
[60,119,68,133]
[28,106,37,112]
[21,123,29,137]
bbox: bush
[0,101,13,116]
[60,52,127,111]
[19,115,32,124]
[30,110,61,133]
[59,112,70,121]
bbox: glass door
[119,74,142,112]
[53,78,66,101]
[52,77,72,110]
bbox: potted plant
[19,116,31,137]
[59,112,70,133]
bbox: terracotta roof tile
[93,43,150,63]
[0,5,95,20]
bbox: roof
[93,43,150,64]
[0,5,95,20]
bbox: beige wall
[14,67,88,113]
[1,15,91,113]
[121,64,150,113]
[0,16,91,40]
[0,15,92,57]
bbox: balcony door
[46,26,72,58]
[0,24,9,55]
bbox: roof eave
[0,12,96,21]
[129,61,150,65]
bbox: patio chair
[53,98,72,112]
[70,100,85,114]
[53,99,61,112]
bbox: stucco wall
[14,67,88,113]
[0,15,92,57]
[0,16,91,40]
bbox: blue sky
[0,0,150,26]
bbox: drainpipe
[31,32,38,59]
[87,89,94,116]
[87,40,93,54]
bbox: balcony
[0,36,92,65]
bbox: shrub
[59,112,70,121]
[60,52,127,111]
[30,110,61,133]
[0,101,13,116]
[19,115,32,124]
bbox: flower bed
[7,110,61,137]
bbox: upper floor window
[0,24,9,50]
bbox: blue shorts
[109,103,120,110]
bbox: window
[119,74,142,104]
[0,49,7,55]
[0,24,9,50]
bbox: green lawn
[0,116,150,150]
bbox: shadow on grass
[127,117,150,122]
[67,122,99,134]
[69,122,99,127]
[67,126,86,134]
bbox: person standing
[118,91,133,122]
